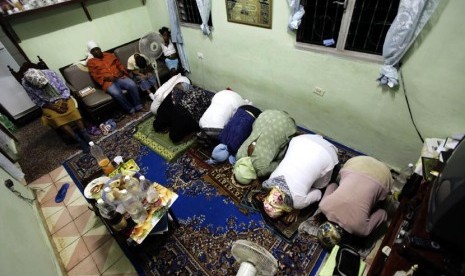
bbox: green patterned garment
[236,110,297,177]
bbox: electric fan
[231,240,278,276]
[139,32,165,86]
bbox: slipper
[55,183,70,203]
[87,126,101,136]
[99,123,110,135]
[105,119,117,131]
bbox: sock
[74,133,90,153]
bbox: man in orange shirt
[87,41,142,114]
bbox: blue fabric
[165,58,179,70]
[167,0,190,72]
[219,107,256,154]
[211,143,229,163]
[106,77,141,113]
[135,74,157,91]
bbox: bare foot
[283,209,300,225]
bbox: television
[426,137,465,256]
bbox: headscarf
[24,68,48,88]
[87,40,99,52]
[263,187,293,218]
[317,221,343,249]
[233,157,257,185]
[24,69,60,98]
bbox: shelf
[0,0,145,43]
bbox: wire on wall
[399,68,424,143]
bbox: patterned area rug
[190,133,364,242]
[133,116,197,162]
[139,152,326,275]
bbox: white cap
[89,141,95,146]
[114,156,124,164]
[87,40,99,52]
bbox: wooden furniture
[368,177,464,276]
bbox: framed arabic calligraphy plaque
[226,0,272,29]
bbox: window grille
[297,0,400,56]
[176,0,213,26]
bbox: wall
[0,168,62,275]
[11,0,465,170]
[146,0,464,170]
[11,0,154,70]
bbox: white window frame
[296,0,385,64]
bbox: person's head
[233,157,257,185]
[317,221,343,249]
[262,187,292,219]
[159,26,170,43]
[24,68,48,88]
[87,40,103,59]
[134,54,148,69]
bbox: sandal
[87,126,101,136]
[99,123,110,135]
[105,119,117,132]
[55,183,70,203]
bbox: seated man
[208,105,262,164]
[127,53,158,95]
[317,156,393,247]
[260,134,339,224]
[233,110,297,185]
[22,68,92,152]
[86,41,142,114]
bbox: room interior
[1,0,464,275]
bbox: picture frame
[226,0,272,29]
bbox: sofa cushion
[62,63,113,108]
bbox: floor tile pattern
[29,166,137,275]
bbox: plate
[84,176,110,199]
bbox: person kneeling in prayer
[317,156,393,248]
[233,110,297,185]
[260,134,339,224]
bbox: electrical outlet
[197,52,204,59]
[314,87,325,96]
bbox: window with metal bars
[176,0,213,26]
[297,0,400,57]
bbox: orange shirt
[87,52,127,91]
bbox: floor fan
[231,240,278,276]
[139,32,164,87]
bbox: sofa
[60,39,171,123]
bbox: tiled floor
[29,166,138,276]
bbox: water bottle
[119,189,148,224]
[89,141,115,175]
[96,198,127,231]
[96,198,115,219]
[139,175,159,203]
[124,175,141,198]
